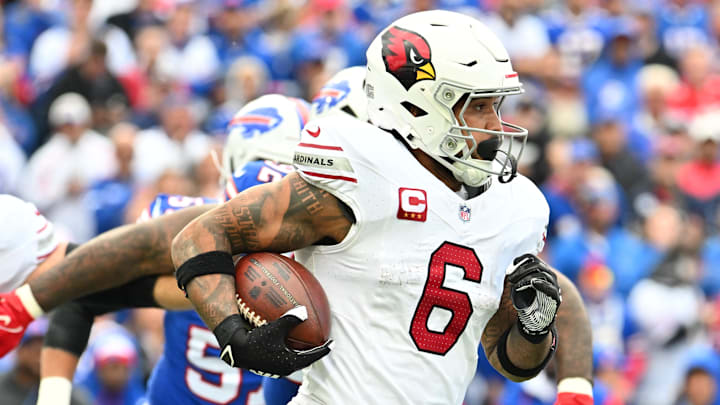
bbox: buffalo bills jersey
[144,160,293,405]
[290,115,549,405]
[147,310,265,405]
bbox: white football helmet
[310,66,369,122]
[222,94,309,176]
[365,10,528,186]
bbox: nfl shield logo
[459,205,471,222]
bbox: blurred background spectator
[0,319,90,405]
[481,0,551,80]
[674,346,720,405]
[628,206,706,405]
[19,92,116,241]
[131,95,211,185]
[677,110,720,232]
[77,329,145,405]
[5,0,720,404]
[0,123,25,194]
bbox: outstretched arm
[0,204,215,360]
[28,204,215,311]
[38,275,167,405]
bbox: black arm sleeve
[43,276,160,356]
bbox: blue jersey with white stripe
[145,160,293,405]
[223,160,295,200]
[147,310,264,405]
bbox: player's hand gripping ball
[234,253,331,349]
[213,253,332,378]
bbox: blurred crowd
[3,0,720,404]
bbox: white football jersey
[0,194,59,292]
[290,115,549,405]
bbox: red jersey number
[409,242,483,355]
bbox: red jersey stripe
[37,245,58,261]
[36,221,49,234]
[302,170,358,183]
[297,143,344,151]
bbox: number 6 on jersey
[410,242,483,355]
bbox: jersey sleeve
[0,195,60,292]
[505,179,550,274]
[292,116,360,203]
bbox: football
[234,252,331,350]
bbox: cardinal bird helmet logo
[381,26,436,90]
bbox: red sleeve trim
[297,143,344,151]
[37,245,59,261]
[36,221,49,234]
[302,171,357,183]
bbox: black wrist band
[175,251,236,292]
[497,325,557,378]
[213,314,250,348]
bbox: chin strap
[451,146,518,186]
[498,153,518,184]
[475,177,492,195]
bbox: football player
[171,10,593,405]
[0,12,592,405]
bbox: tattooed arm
[28,204,214,311]
[481,269,592,383]
[481,277,553,382]
[553,271,593,382]
[171,172,353,330]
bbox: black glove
[213,306,331,378]
[508,254,562,343]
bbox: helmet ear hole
[401,101,428,117]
